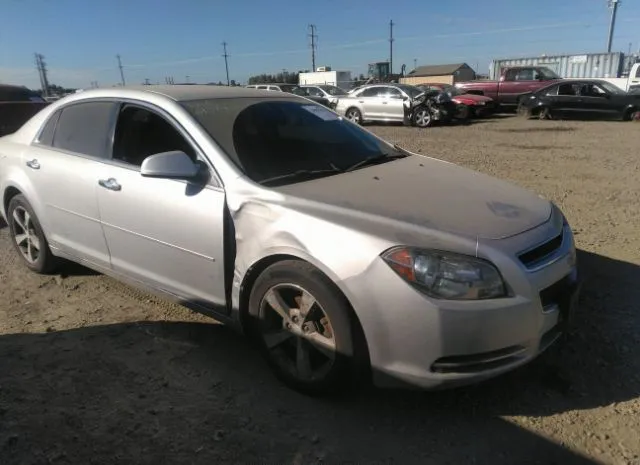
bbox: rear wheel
[7,195,58,274]
[248,260,365,395]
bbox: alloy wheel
[346,110,361,123]
[259,283,336,382]
[11,206,41,264]
[414,109,432,127]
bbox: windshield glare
[319,85,347,96]
[538,68,561,79]
[598,81,625,95]
[182,98,402,186]
[280,85,307,96]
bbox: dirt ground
[1,115,639,465]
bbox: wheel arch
[237,252,371,372]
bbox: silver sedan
[0,86,579,395]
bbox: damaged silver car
[0,86,579,395]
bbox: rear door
[355,86,385,119]
[95,102,227,310]
[23,101,116,268]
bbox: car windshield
[395,84,423,98]
[319,85,348,96]
[279,85,307,96]
[182,98,405,186]
[537,68,561,79]
[597,81,625,95]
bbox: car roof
[72,85,301,102]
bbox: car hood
[454,94,493,104]
[273,155,551,240]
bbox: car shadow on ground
[0,250,637,464]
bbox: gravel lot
[1,115,639,465]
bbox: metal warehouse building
[489,52,639,80]
[400,63,476,85]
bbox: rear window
[182,98,402,185]
[0,86,45,103]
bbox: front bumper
[344,220,579,390]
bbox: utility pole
[186,75,190,83]
[34,53,50,98]
[606,0,621,53]
[389,20,394,75]
[116,54,126,86]
[144,78,150,85]
[308,24,317,71]
[222,41,230,86]
[413,58,417,70]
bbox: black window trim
[31,97,223,189]
[33,109,62,146]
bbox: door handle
[382,101,388,104]
[358,100,364,103]
[98,178,121,191]
[26,159,40,170]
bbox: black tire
[624,108,640,122]
[412,107,433,128]
[345,107,362,124]
[538,107,552,120]
[456,104,471,120]
[7,194,58,274]
[248,260,366,396]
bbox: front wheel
[248,260,366,395]
[455,104,471,120]
[412,107,433,128]
[538,106,552,120]
[345,107,362,124]
[7,194,58,274]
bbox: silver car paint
[0,85,576,389]
[335,84,407,122]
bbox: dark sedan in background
[519,80,640,121]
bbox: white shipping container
[298,71,352,90]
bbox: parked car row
[518,79,640,121]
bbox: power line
[308,24,317,71]
[222,41,230,86]
[606,0,621,53]
[389,20,394,75]
[116,54,126,86]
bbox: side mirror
[140,151,199,179]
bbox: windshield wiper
[259,167,342,186]
[344,152,408,172]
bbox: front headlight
[381,247,506,300]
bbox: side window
[306,87,323,97]
[504,69,517,81]
[359,87,380,97]
[382,87,403,98]
[256,85,267,90]
[515,69,535,81]
[52,102,115,158]
[35,110,61,146]
[112,105,196,167]
[635,66,640,79]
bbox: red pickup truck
[455,66,562,108]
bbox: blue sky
[1,0,639,89]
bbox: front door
[96,103,227,309]
[379,87,406,120]
[23,101,116,268]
